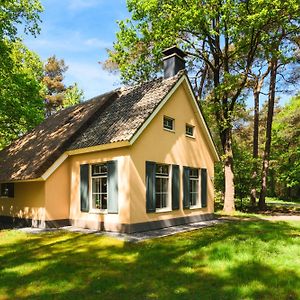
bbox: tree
[0,0,43,41]
[42,56,68,116]
[259,27,300,208]
[248,61,270,206]
[63,83,84,108]
[271,94,300,199]
[42,56,84,116]
[0,40,44,149]
[106,0,299,213]
[0,1,44,149]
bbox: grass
[1,219,300,300]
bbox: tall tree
[106,0,299,212]
[43,56,68,116]
[42,56,84,116]
[0,0,44,149]
[259,27,300,208]
[272,94,300,199]
[248,62,270,205]
[0,40,44,149]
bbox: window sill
[190,205,202,210]
[185,134,195,139]
[155,208,172,213]
[0,196,13,199]
[163,128,175,133]
[89,209,108,214]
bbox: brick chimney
[162,46,186,79]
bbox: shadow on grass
[0,220,299,300]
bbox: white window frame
[89,163,108,213]
[163,116,175,132]
[186,124,195,138]
[189,168,201,209]
[155,163,171,213]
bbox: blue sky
[22,0,129,100]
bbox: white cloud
[25,34,112,55]
[84,38,112,49]
[65,61,120,99]
[67,0,103,11]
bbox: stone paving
[13,214,300,242]
[17,219,225,242]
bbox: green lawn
[1,219,300,300]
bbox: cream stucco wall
[45,159,70,221]
[0,181,45,225]
[128,82,215,225]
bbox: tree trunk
[259,59,278,209]
[221,127,235,213]
[250,89,260,206]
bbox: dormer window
[163,116,174,131]
[186,124,195,137]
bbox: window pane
[156,193,162,208]
[92,164,107,176]
[101,178,107,193]
[101,194,107,209]
[190,168,199,178]
[93,193,101,209]
[163,116,174,130]
[186,125,194,136]
[162,178,168,192]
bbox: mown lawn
[0,219,300,300]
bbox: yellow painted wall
[128,81,215,224]
[45,159,70,221]
[0,181,45,225]
[68,148,130,230]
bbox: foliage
[0,0,43,40]
[271,95,300,199]
[42,56,84,115]
[0,40,44,149]
[0,0,44,149]
[1,220,300,299]
[42,56,68,116]
[108,0,300,212]
[63,83,85,108]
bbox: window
[0,183,14,198]
[163,116,174,131]
[91,164,108,210]
[186,124,195,137]
[189,168,199,207]
[155,164,170,210]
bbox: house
[0,47,219,233]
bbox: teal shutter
[146,161,156,213]
[172,165,180,210]
[0,183,14,198]
[80,164,89,212]
[201,168,207,208]
[7,183,14,198]
[107,160,118,214]
[183,167,190,209]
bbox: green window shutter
[183,167,190,209]
[146,161,156,213]
[172,165,180,210]
[0,183,14,198]
[7,183,14,198]
[80,164,89,212]
[201,168,207,208]
[107,160,118,214]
